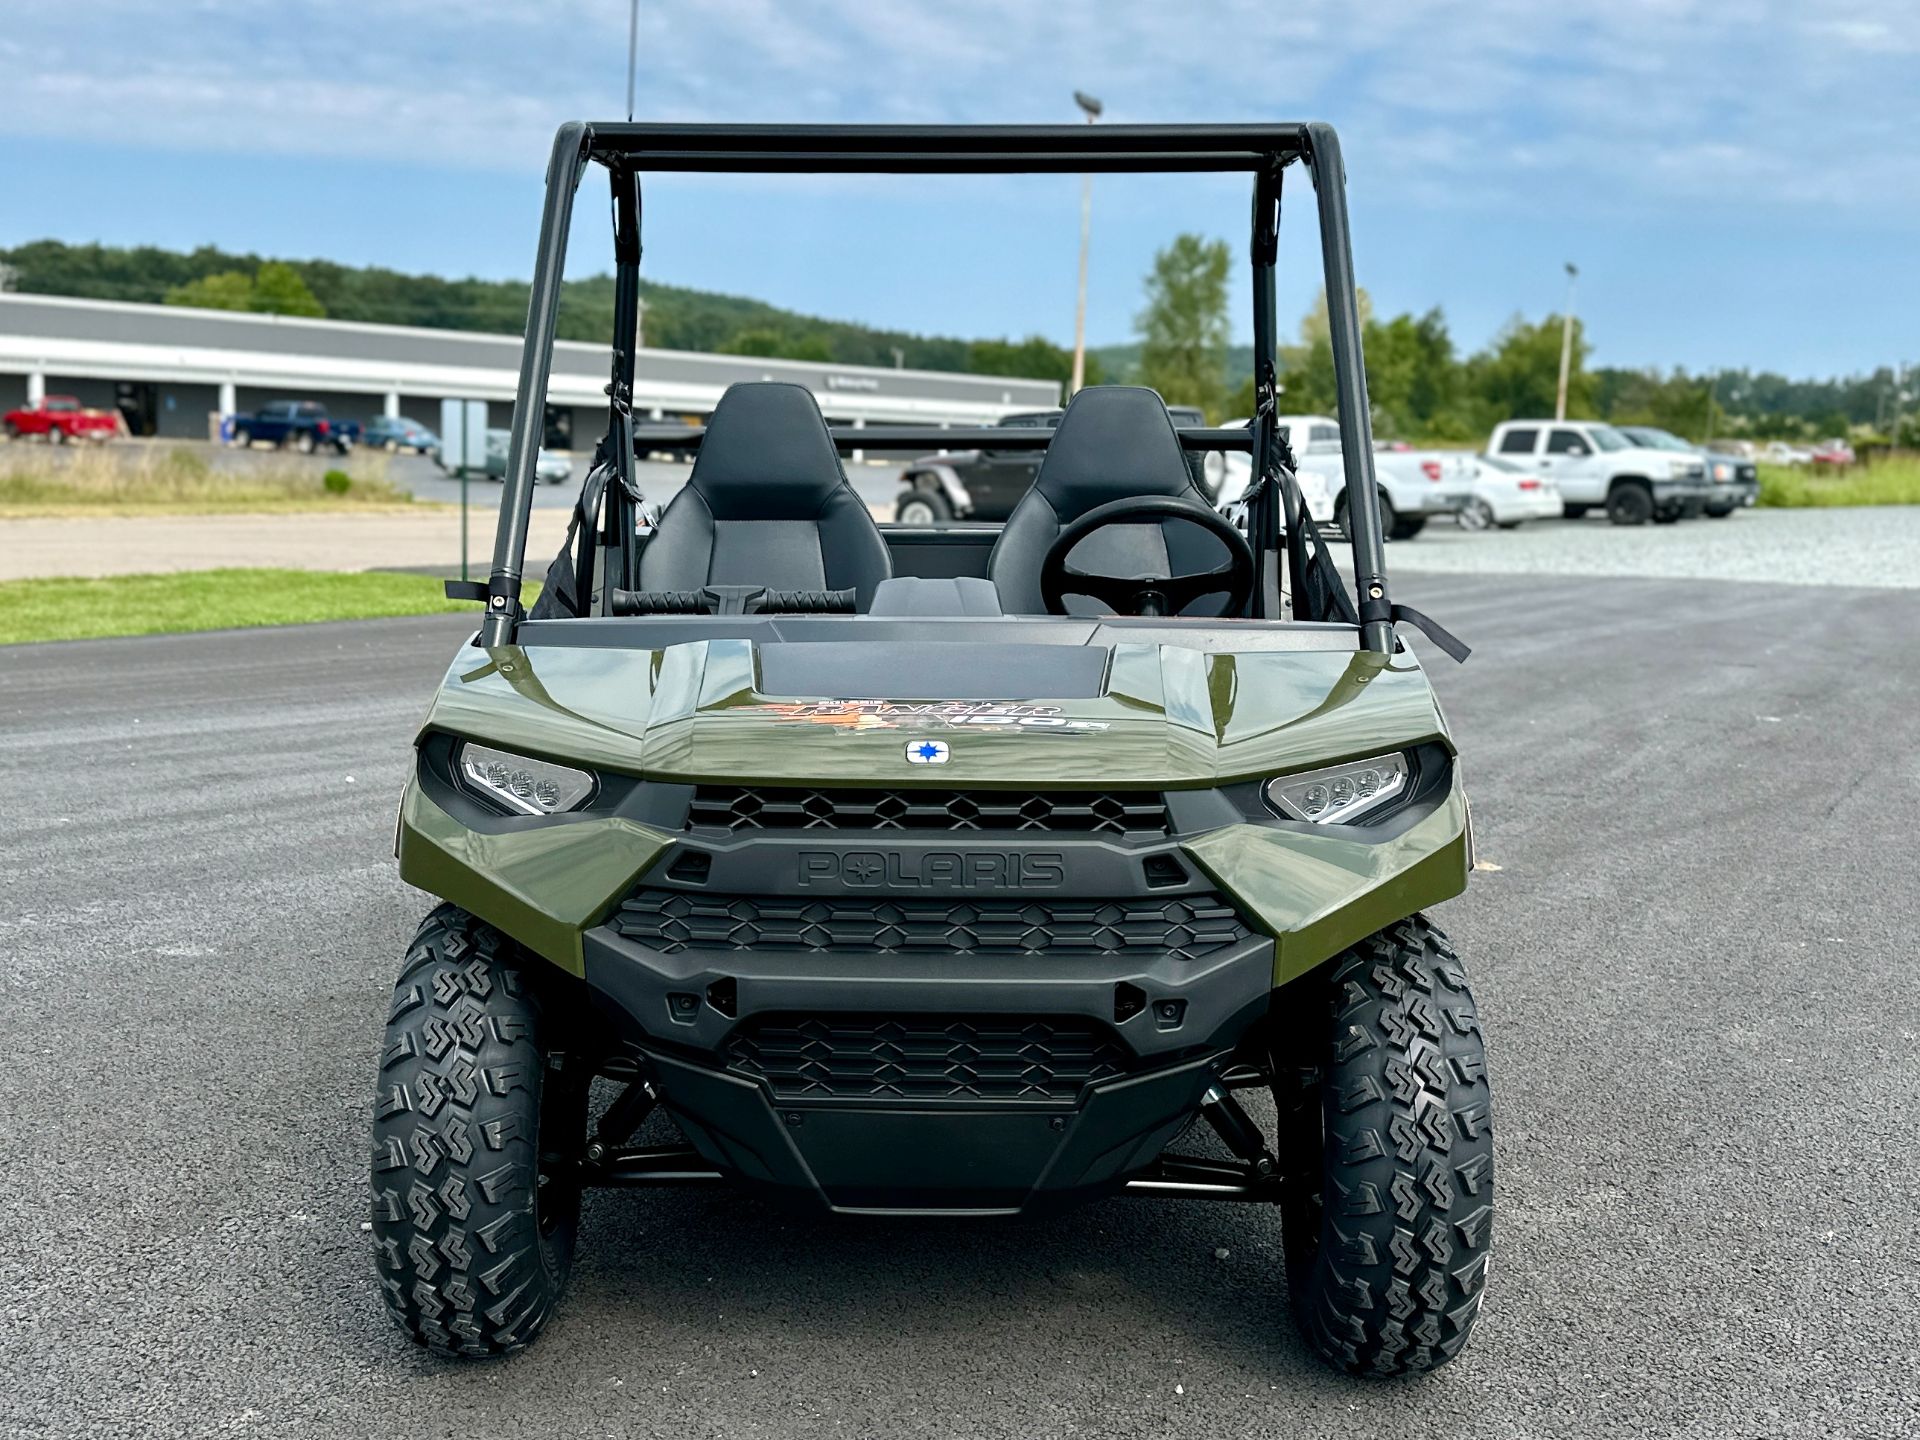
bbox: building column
[384,390,401,419]
[26,371,45,407]
[218,380,236,417]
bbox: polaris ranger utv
[375,122,1491,1378]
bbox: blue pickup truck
[232,400,359,454]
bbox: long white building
[0,293,1059,447]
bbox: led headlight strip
[457,742,595,815]
[1265,752,1409,825]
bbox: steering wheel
[1038,495,1255,618]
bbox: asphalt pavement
[2,572,1917,1438]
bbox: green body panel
[1182,788,1469,989]
[422,639,1448,787]
[396,783,673,975]
[403,634,1465,982]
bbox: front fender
[1183,782,1469,988]
[395,781,673,975]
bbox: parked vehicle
[1277,414,1473,539]
[1617,425,1758,518]
[364,416,441,455]
[1461,454,1561,529]
[2,395,121,443]
[1215,418,1336,520]
[482,428,573,484]
[1761,441,1813,466]
[1487,419,1709,524]
[233,400,358,454]
[1811,437,1856,467]
[385,120,1492,1377]
[894,403,1221,524]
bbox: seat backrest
[638,383,891,606]
[986,386,1225,615]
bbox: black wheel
[232,428,250,448]
[1705,506,1733,519]
[1562,503,1588,519]
[1457,498,1495,532]
[1605,483,1653,526]
[1334,491,1399,542]
[1651,508,1681,525]
[47,423,66,445]
[1387,512,1426,541]
[371,905,590,1357]
[894,487,952,525]
[295,431,316,455]
[1274,916,1493,1377]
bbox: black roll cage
[479,122,1392,652]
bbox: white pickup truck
[1487,419,1711,524]
[1276,414,1475,539]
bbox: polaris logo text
[797,850,1066,890]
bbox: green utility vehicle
[375,122,1491,1377]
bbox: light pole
[1554,261,1579,422]
[1069,90,1102,396]
[625,0,639,119]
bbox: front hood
[420,637,1450,786]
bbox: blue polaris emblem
[905,739,951,765]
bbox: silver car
[483,428,574,485]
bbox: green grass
[0,568,521,645]
[0,443,428,516]
[1757,458,1920,508]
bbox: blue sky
[1,0,1913,376]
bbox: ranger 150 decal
[755,700,1109,733]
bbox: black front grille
[687,785,1169,837]
[724,1014,1128,1102]
[610,889,1255,962]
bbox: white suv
[1486,420,1709,525]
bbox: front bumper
[1649,477,1710,516]
[396,748,1471,1216]
[1707,481,1760,510]
[579,828,1274,1213]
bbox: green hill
[0,239,1089,385]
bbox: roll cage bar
[479,122,1394,653]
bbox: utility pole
[1069,90,1103,396]
[1554,261,1579,421]
[625,0,639,120]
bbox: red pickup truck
[3,395,124,443]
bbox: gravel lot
[2,572,1918,1438]
[1397,505,1920,587]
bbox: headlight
[1668,458,1694,480]
[1712,461,1732,482]
[1265,752,1410,824]
[457,742,595,815]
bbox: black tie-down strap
[1390,603,1471,663]
[1282,501,1470,662]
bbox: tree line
[0,239,1102,390]
[1,236,1899,441]
[1125,234,1912,444]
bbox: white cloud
[0,0,1914,220]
